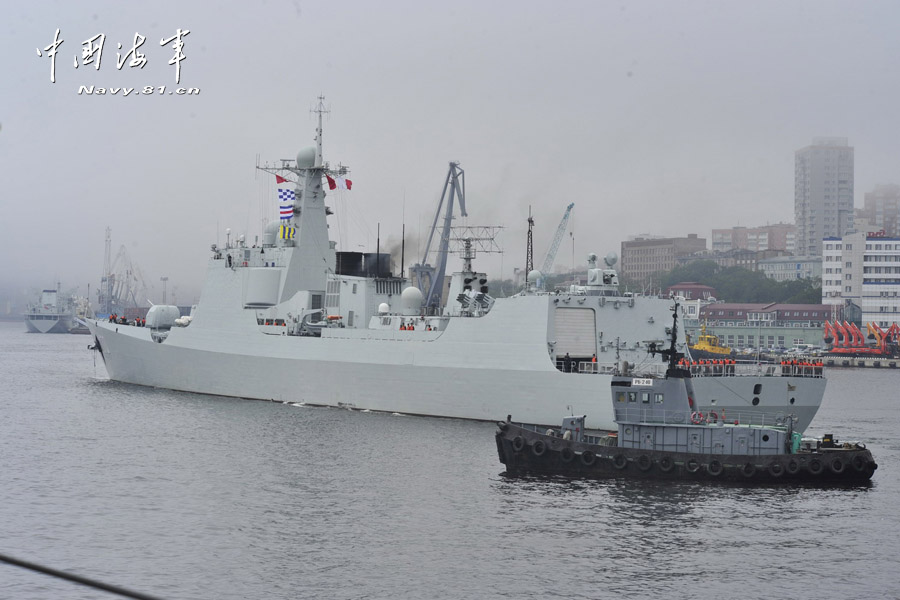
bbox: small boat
[495,303,877,483]
[688,322,734,360]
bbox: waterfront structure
[757,255,822,282]
[822,230,900,327]
[620,234,706,285]
[794,137,854,257]
[711,224,796,253]
[688,302,832,351]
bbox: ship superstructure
[87,99,826,431]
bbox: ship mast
[313,95,328,168]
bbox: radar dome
[296,147,317,168]
[528,269,543,283]
[378,302,390,314]
[604,252,618,267]
[400,286,424,316]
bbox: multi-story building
[677,248,790,272]
[857,184,900,237]
[620,234,706,285]
[711,223,796,253]
[822,231,900,327]
[794,137,855,257]
[757,255,822,281]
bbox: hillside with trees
[652,260,821,304]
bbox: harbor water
[1,321,898,599]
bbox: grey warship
[496,303,877,483]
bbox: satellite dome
[378,302,390,314]
[528,269,543,283]
[604,252,618,267]
[400,286,424,316]
[296,147,316,168]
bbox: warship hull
[86,292,825,431]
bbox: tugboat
[687,322,734,361]
[496,302,877,483]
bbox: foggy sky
[3,0,900,305]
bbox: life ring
[512,436,525,452]
[768,461,785,478]
[637,455,652,471]
[851,455,867,472]
[685,459,701,473]
[658,456,674,473]
[581,450,596,466]
[741,463,757,478]
[532,440,546,457]
[612,454,627,470]
[707,460,724,476]
[691,411,705,425]
[786,459,800,475]
[560,447,574,463]
[707,410,719,424]
[829,457,845,474]
[808,458,823,475]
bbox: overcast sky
[3,0,900,305]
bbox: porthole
[762,434,769,442]
[752,397,760,406]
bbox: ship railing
[578,361,822,378]
[614,407,794,429]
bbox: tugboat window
[641,392,651,403]
[654,393,664,403]
[628,392,638,403]
[616,392,626,403]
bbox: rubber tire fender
[829,457,845,474]
[658,456,674,473]
[637,455,653,472]
[851,455,867,472]
[786,459,800,475]
[512,436,525,452]
[581,450,596,467]
[612,454,627,470]
[707,460,724,476]
[808,458,823,475]
[560,447,574,463]
[685,458,701,473]
[532,440,546,457]
[741,462,757,478]
[768,461,785,478]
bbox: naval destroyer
[86,99,825,431]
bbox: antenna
[525,206,534,285]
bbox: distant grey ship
[87,99,825,431]
[25,288,78,334]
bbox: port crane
[536,202,574,287]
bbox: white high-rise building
[822,231,900,327]
[795,137,854,257]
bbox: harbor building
[794,137,855,257]
[688,302,833,352]
[822,230,900,327]
[620,234,707,285]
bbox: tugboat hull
[496,422,877,484]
